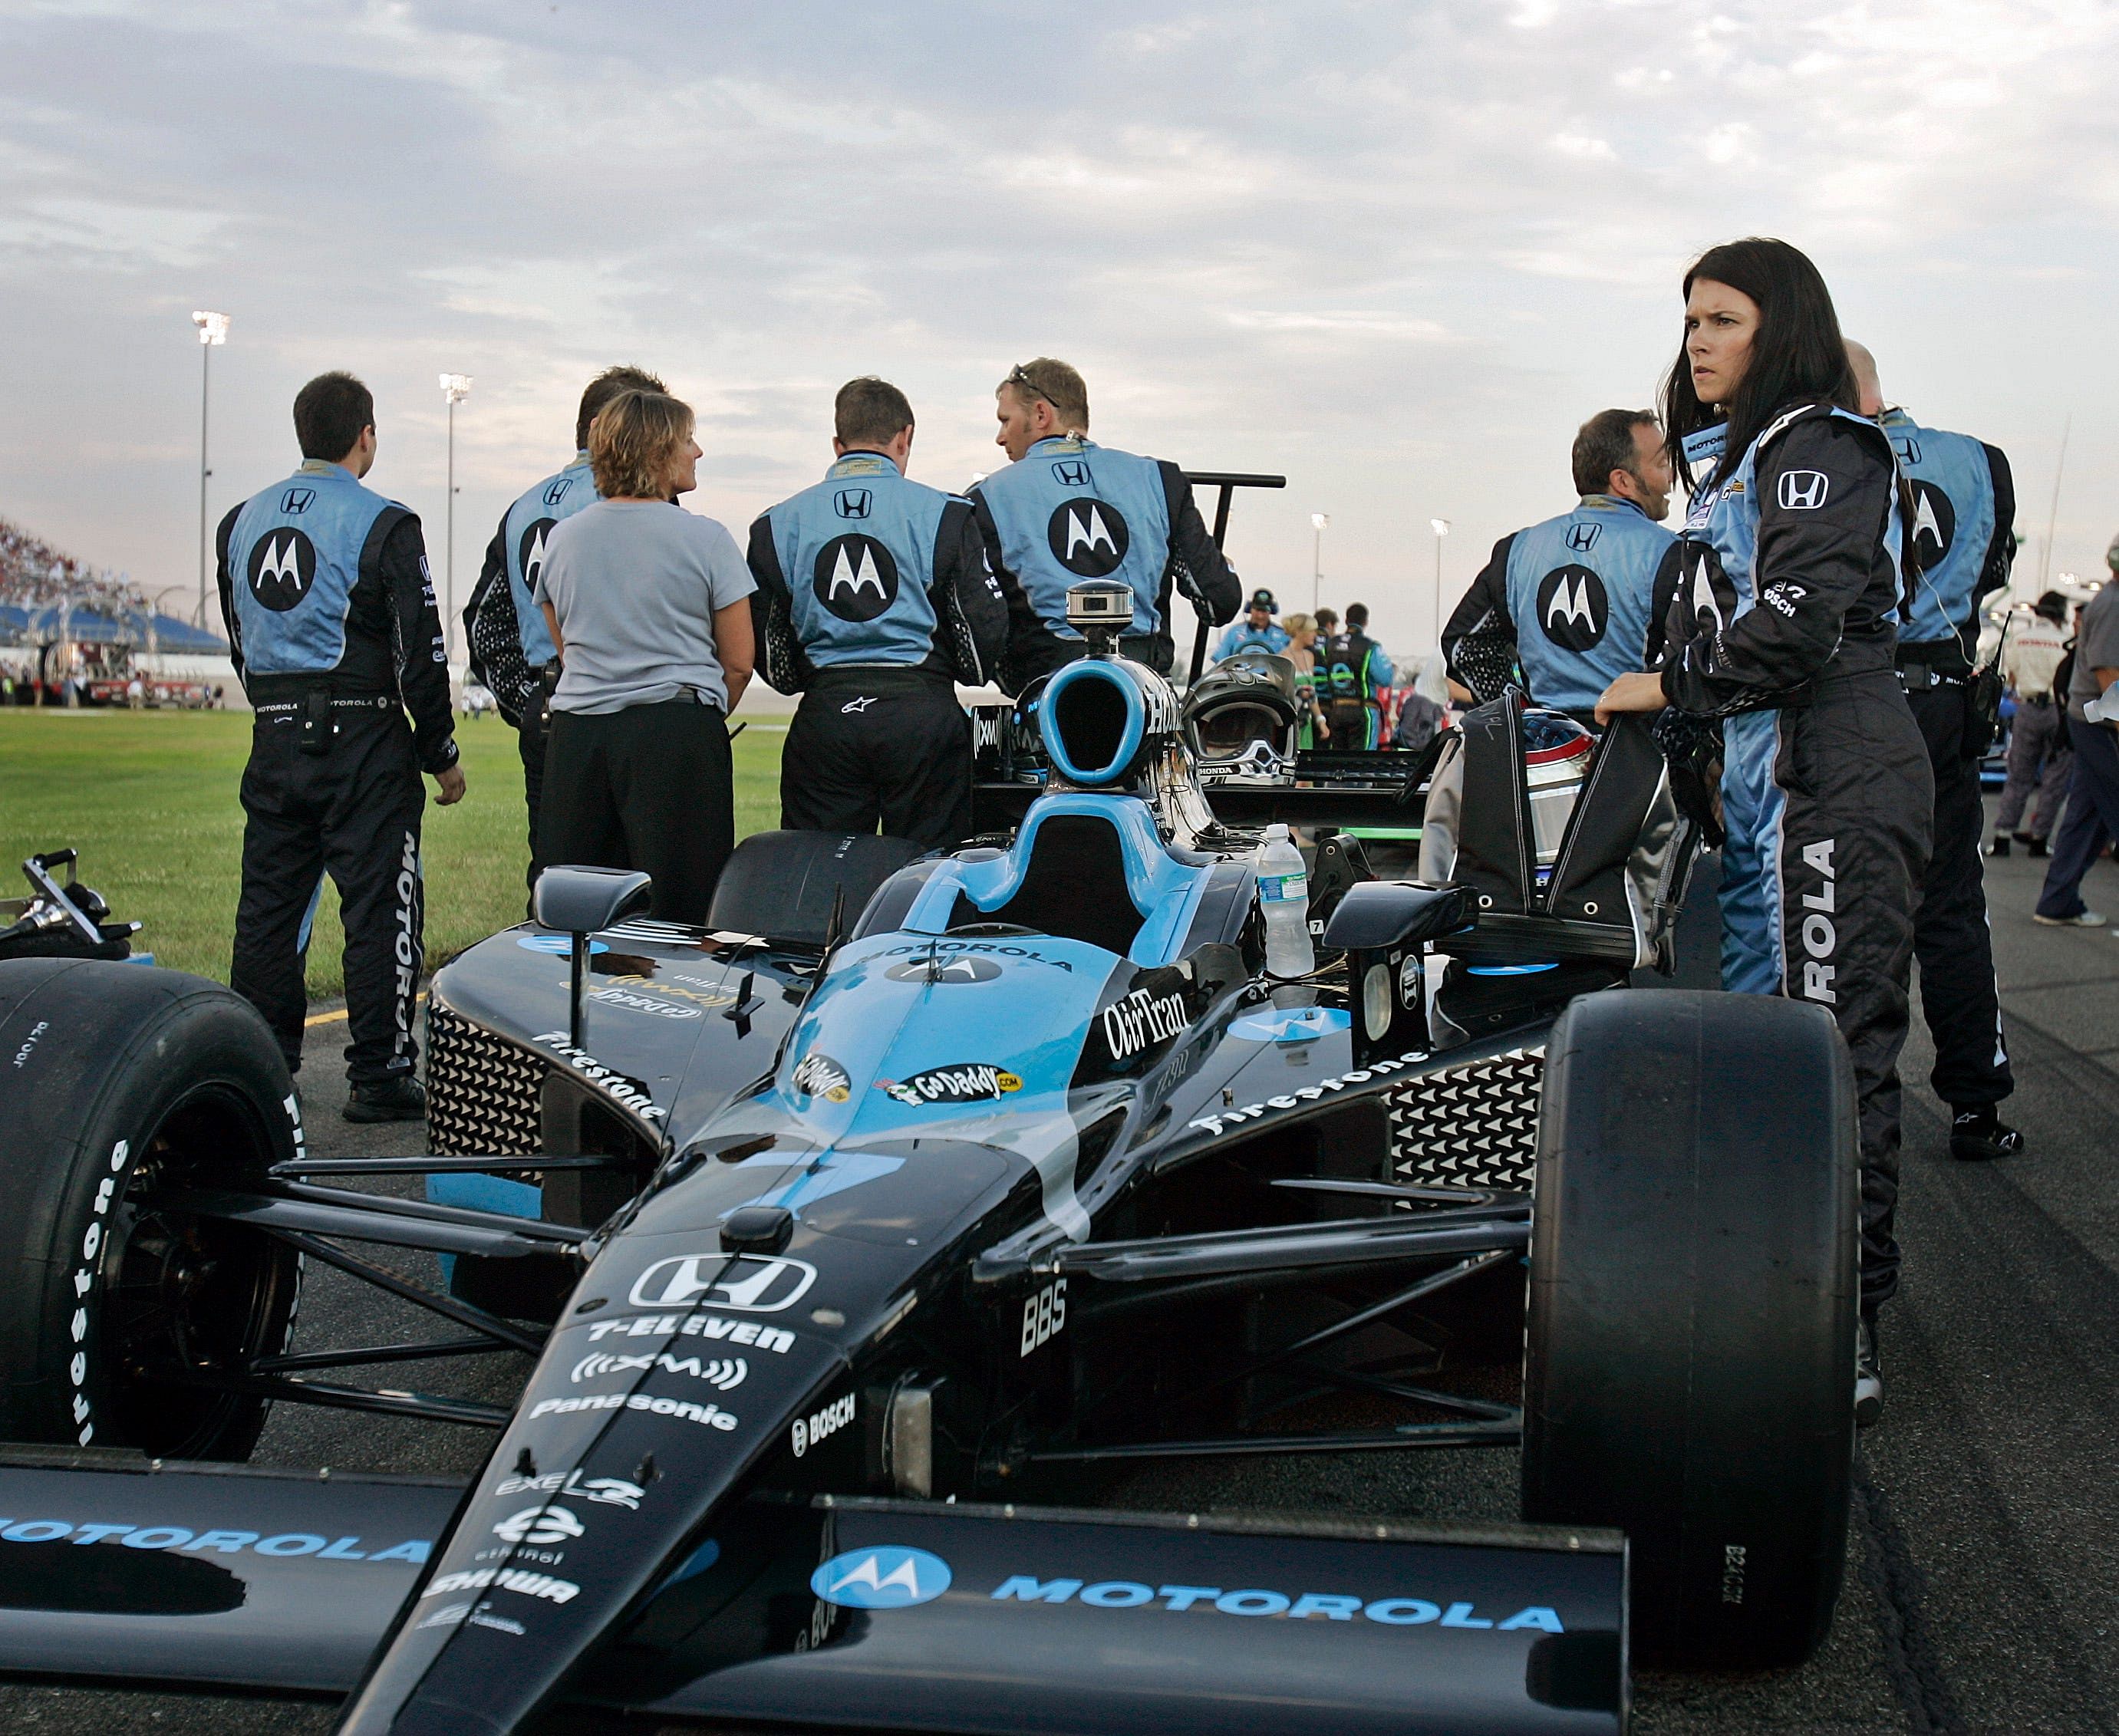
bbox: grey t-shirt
[2067,585,2119,723]
[535,500,756,714]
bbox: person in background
[1992,589,2075,858]
[1393,649,1450,752]
[463,364,666,906]
[1845,340,2020,1164]
[1281,611,1330,746]
[1321,602,1393,749]
[748,377,1007,850]
[1443,407,1676,724]
[534,389,754,924]
[1216,588,1290,660]
[216,371,463,1124]
[2033,548,2119,928]
[1598,238,1930,1427]
[970,357,1241,687]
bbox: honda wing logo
[1047,499,1129,577]
[835,488,872,520]
[1564,522,1601,554]
[1534,563,1608,653]
[813,533,899,624]
[812,1547,952,1609]
[1050,460,1089,488]
[1778,470,1831,511]
[628,1253,818,1313]
[246,528,317,612]
[519,518,558,589]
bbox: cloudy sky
[3,0,2115,657]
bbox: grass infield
[0,709,786,997]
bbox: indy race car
[0,581,1860,1736]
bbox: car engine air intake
[1041,658,1148,786]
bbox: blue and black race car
[0,586,1861,1734]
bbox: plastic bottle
[1255,823,1315,983]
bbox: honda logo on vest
[835,489,872,520]
[1564,522,1600,553]
[278,487,316,515]
[1050,460,1089,488]
[1778,471,1831,511]
[543,476,576,508]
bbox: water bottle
[2085,690,2117,724]
[1255,824,1315,982]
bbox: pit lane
[7,822,2117,1734]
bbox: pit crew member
[1599,240,1931,1426]
[1443,407,1676,724]
[463,365,664,905]
[1992,590,2075,856]
[747,377,1007,850]
[1847,340,2022,1164]
[216,371,464,1123]
[971,357,1241,687]
[1320,602,1394,749]
[1216,588,1291,660]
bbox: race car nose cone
[721,1204,795,1257]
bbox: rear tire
[0,959,302,1458]
[1521,988,1856,1669]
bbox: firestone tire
[0,958,303,1459]
[1521,988,1857,1670]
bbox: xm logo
[1535,564,1608,652]
[1047,499,1129,577]
[814,534,898,622]
[247,529,316,612]
[812,1547,951,1609]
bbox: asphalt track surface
[8,804,2119,1734]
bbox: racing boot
[1949,1105,2025,1163]
[344,1074,427,1124]
[1855,1311,1883,1431]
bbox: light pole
[1310,513,1329,613]
[1429,519,1451,648]
[440,374,473,663]
[191,311,229,628]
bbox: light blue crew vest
[226,461,399,674]
[1502,495,1674,712]
[764,453,953,667]
[503,454,598,665]
[1879,410,1997,646]
[975,437,1172,638]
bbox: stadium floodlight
[1430,519,1452,647]
[440,375,473,663]
[191,312,231,629]
[1310,513,1329,611]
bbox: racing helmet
[1181,653,1301,784]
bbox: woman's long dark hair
[1661,237,1857,490]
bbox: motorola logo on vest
[248,529,318,612]
[1908,479,1956,563]
[1047,500,1129,578]
[814,534,899,622]
[1537,564,1607,652]
[519,519,559,591]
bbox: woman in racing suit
[1597,238,1931,1427]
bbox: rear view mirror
[534,866,653,937]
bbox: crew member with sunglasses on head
[970,358,1242,689]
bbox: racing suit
[216,460,458,1083]
[748,452,1007,849]
[1444,494,1676,724]
[463,452,598,902]
[1883,409,2017,1113]
[1320,628,1394,749]
[1661,404,1932,1312]
[970,436,1240,688]
[1214,619,1291,660]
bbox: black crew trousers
[539,697,733,925]
[1906,684,2013,1110]
[781,670,972,851]
[519,708,548,913]
[232,704,426,1084]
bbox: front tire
[0,959,303,1458]
[1521,988,1857,1668]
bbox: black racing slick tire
[1521,988,1857,1670]
[0,959,303,1459]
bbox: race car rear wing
[0,1455,1626,1734]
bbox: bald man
[1850,340,2022,1164]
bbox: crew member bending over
[971,357,1241,688]
[1444,407,1676,723]
[748,377,1007,851]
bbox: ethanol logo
[247,529,317,612]
[812,1546,951,1609]
[815,534,899,622]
